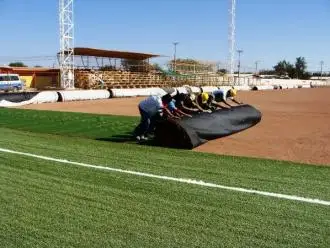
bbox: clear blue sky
[0,0,329,72]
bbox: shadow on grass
[96,133,160,148]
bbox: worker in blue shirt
[164,97,192,118]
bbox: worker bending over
[195,92,213,112]
[174,92,207,114]
[163,93,193,118]
[134,94,177,141]
[210,87,243,109]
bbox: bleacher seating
[74,70,230,89]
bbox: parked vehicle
[0,73,24,92]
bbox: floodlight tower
[228,0,236,82]
[59,0,74,89]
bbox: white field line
[0,147,329,206]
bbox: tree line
[259,57,328,79]
[259,57,308,79]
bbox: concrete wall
[20,73,59,89]
[34,75,59,89]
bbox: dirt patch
[18,88,330,166]
[195,88,330,166]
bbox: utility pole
[237,49,243,78]
[228,0,236,81]
[320,60,324,80]
[173,42,179,72]
[255,60,260,74]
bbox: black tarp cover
[0,92,39,102]
[154,104,262,149]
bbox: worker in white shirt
[210,87,243,109]
[133,94,177,141]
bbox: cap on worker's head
[201,92,209,103]
[229,88,237,97]
[189,93,196,101]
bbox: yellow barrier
[20,76,33,88]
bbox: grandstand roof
[10,67,59,72]
[6,67,60,75]
[58,47,161,60]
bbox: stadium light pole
[59,0,75,89]
[237,49,243,78]
[173,42,179,72]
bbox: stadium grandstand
[1,47,245,91]
[59,47,232,89]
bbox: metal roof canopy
[58,47,161,61]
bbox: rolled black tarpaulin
[0,92,39,103]
[154,104,262,149]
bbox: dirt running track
[18,88,330,166]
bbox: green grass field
[0,108,329,248]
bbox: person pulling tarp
[164,94,193,118]
[195,87,243,111]
[173,91,210,115]
[133,93,192,141]
[133,94,173,141]
[210,87,243,109]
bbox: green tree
[9,62,27,67]
[273,57,310,79]
[286,63,296,79]
[273,60,291,76]
[300,71,311,80]
[295,57,307,79]
[273,60,295,78]
[259,69,276,75]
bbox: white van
[0,73,24,92]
